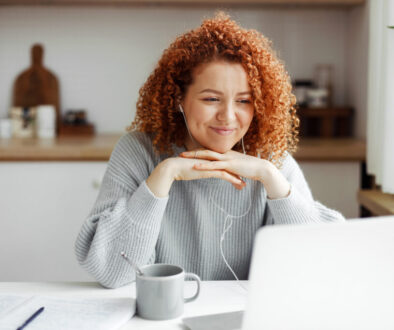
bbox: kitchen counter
[358,189,394,216]
[0,134,365,162]
[0,134,119,161]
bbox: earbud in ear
[178,104,184,113]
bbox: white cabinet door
[299,161,360,219]
[0,162,107,282]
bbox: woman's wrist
[258,160,291,199]
[146,159,175,198]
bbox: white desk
[0,281,247,329]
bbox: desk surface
[0,281,247,329]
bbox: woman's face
[181,60,254,153]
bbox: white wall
[0,5,360,134]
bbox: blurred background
[0,0,392,282]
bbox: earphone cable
[179,104,250,291]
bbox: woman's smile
[210,126,236,136]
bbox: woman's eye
[238,99,251,104]
[202,98,251,104]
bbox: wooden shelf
[298,106,354,138]
[0,0,365,6]
[358,189,394,216]
[294,137,365,162]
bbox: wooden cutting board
[13,43,61,132]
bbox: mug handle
[184,272,201,303]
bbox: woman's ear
[177,95,184,113]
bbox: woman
[75,12,345,289]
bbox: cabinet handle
[92,179,102,190]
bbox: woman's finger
[180,150,224,161]
[193,162,244,182]
[193,161,227,170]
[198,169,244,187]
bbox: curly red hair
[128,11,299,167]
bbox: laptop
[183,216,394,330]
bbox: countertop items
[0,134,365,162]
[59,110,95,136]
[13,44,60,132]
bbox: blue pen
[17,306,45,330]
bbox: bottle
[36,105,56,139]
[314,64,333,107]
[0,118,12,139]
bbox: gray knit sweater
[75,131,345,288]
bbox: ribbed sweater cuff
[98,180,169,244]
[126,180,169,227]
[266,184,315,225]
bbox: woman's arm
[265,153,346,224]
[75,133,247,288]
[181,149,346,224]
[74,133,169,288]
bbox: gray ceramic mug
[136,264,201,320]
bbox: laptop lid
[242,216,394,330]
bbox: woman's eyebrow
[199,88,251,95]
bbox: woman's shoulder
[276,151,300,177]
[118,130,153,148]
[111,130,156,161]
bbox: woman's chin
[205,144,234,154]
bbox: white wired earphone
[179,104,250,291]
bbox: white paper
[0,295,136,330]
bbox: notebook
[0,294,135,330]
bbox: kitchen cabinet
[300,162,360,219]
[0,162,107,282]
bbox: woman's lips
[210,127,235,136]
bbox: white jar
[0,118,12,139]
[36,105,56,139]
[306,88,329,108]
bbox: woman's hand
[180,149,269,181]
[168,155,245,189]
[146,154,245,198]
[179,149,291,199]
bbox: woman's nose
[216,102,236,122]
